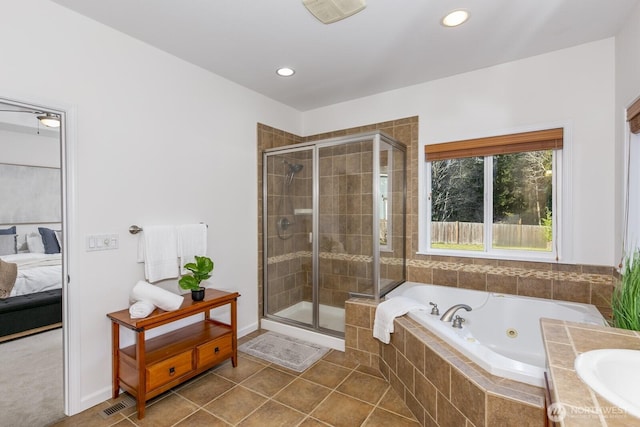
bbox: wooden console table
[107,289,239,419]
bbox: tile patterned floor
[52,331,419,427]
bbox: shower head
[286,161,303,174]
[284,160,304,185]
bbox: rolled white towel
[129,300,156,318]
[130,280,184,312]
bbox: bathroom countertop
[541,318,640,426]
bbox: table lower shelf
[118,320,234,400]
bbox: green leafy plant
[178,256,214,291]
[612,250,640,331]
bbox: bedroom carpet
[238,331,330,372]
[0,328,64,426]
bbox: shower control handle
[277,217,292,231]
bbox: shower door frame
[263,145,317,332]
[262,131,407,337]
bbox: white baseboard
[238,322,259,338]
[76,386,113,416]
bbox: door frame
[0,95,78,415]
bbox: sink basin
[574,349,640,419]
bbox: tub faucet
[439,304,472,322]
[429,302,439,315]
[452,315,466,329]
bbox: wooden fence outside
[431,221,549,249]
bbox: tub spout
[439,304,472,322]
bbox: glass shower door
[264,148,314,328]
[316,138,374,334]
[379,137,407,294]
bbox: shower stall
[262,131,407,340]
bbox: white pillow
[0,234,17,256]
[16,234,29,253]
[26,232,45,253]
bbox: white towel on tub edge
[373,296,427,344]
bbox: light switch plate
[86,234,119,251]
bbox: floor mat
[238,332,330,372]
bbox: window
[624,96,640,256]
[425,128,562,259]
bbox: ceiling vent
[302,0,366,24]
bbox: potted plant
[179,255,214,301]
[612,250,640,331]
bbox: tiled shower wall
[260,131,394,316]
[258,117,616,321]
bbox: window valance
[627,96,640,134]
[425,128,563,161]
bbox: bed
[0,230,63,342]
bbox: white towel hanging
[177,224,208,274]
[139,225,179,283]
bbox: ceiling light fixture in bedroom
[0,109,61,129]
[37,113,61,128]
[302,0,366,24]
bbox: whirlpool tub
[386,282,607,387]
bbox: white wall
[302,39,617,267]
[615,3,640,264]
[1,0,301,414]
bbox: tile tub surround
[407,258,617,322]
[541,318,640,426]
[345,299,547,426]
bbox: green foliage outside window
[430,150,553,251]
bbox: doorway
[0,97,68,424]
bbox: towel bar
[129,224,208,235]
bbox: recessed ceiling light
[276,67,295,77]
[441,9,469,27]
